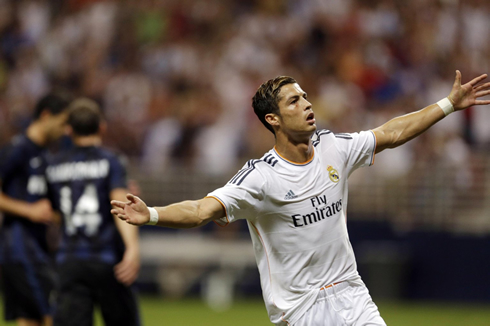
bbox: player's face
[46,111,69,142]
[275,83,316,136]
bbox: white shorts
[292,281,386,326]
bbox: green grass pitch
[2,296,490,325]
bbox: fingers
[475,90,490,98]
[112,212,128,221]
[454,70,462,87]
[114,261,138,286]
[468,73,488,87]
[111,206,129,223]
[111,207,124,215]
[126,193,138,204]
[114,264,128,285]
[453,70,489,88]
[111,200,126,209]
[27,199,56,224]
[475,100,490,106]
[475,82,490,92]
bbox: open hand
[29,199,54,224]
[111,194,150,226]
[449,70,490,111]
[114,249,140,286]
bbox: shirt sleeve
[207,161,266,226]
[335,130,377,176]
[108,154,128,190]
[0,145,21,185]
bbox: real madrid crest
[327,165,340,183]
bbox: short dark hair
[67,98,102,136]
[33,92,72,119]
[252,76,297,134]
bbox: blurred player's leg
[1,263,54,325]
[90,262,140,326]
[53,262,94,326]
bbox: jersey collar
[273,146,315,166]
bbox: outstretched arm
[373,71,490,153]
[111,194,225,228]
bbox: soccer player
[0,93,71,326]
[45,98,140,326]
[111,71,490,326]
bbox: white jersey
[207,129,376,325]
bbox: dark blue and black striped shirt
[46,146,127,265]
[0,135,51,264]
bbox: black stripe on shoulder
[230,154,279,186]
[235,159,261,186]
[334,133,353,140]
[229,159,263,185]
[316,130,332,136]
[262,154,278,167]
[229,161,251,184]
[312,130,332,147]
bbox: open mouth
[306,112,315,124]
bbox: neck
[274,132,313,163]
[73,135,102,147]
[26,122,47,146]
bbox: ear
[265,113,280,130]
[99,120,107,135]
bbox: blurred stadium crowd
[0,0,490,232]
[1,0,490,170]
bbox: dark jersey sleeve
[0,144,20,185]
[108,154,128,191]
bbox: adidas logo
[284,190,298,200]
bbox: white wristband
[147,207,159,225]
[437,97,454,116]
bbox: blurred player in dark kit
[0,92,71,326]
[45,98,140,326]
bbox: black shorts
[1,262,56,321]
[54,260,140,326]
